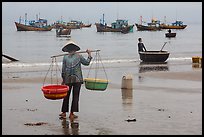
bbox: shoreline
[2,61,202,135]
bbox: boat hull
[15,22,53,31]
[95,23,134,32]
[135,23,162,31]
[139,51,170,62]
[81,24,92,28]
[160,24,187,29]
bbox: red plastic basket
[41,84,69,100]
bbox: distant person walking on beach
[59,40,92,120]
[138,38,147,52]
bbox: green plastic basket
[84,78,108,91]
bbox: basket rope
[43,57,61,86]
[86,51,108,88]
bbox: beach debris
[26,108,37,111]
[157,108,165,111]
[12,76,19,79]
[168,116,171,118]
[125,118,136,122]
[24,122,48,126]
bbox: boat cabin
[111,19,128,29]
[147,19,160,27]
[29,18,48,28]
[172,21,185,26]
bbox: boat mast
[140,16,142,25]
[164,16,166,24]
[19,16,21,23]
[39,12,40,20]
[102,13,105,25]
[25,13,27,25]
[116,2,119,20]
[61,16,63,23]
[36,14,38,21]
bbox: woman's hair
[138,38,142,42]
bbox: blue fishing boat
[15,13,53,31]
[95,14,134,33]
[160,20,187,29]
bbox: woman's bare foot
[69,113,78,119]
[59,112,66,118]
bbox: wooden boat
[66,20,81,29]
[135,23,162,31]
[56,28,71,37]
[54,18,92,29]
[96,23,134,32]
[165,32,176,38]
[54,21,81,29]
[135,17,162,31]
[15,17,53,31]
[160,21,187,29]
[80,23,92,28]
[139,51,170,62]
[95,14,134,33]
[15,22,53,31]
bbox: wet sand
[2,61,202,135]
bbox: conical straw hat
[62,40,80,52]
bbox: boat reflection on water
[139,62,169,73]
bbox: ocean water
[2,22,202,68]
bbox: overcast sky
[2,2,202,26]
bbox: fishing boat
[15,22,53,31]
[56,28,71,37]
[15,14,53,31]
[165,32,176,38]
[139,51,170,62]
[135,23,162,31]
[66,20,82,29]
[160,20,187,29]
[135,17,162,31]
[54,20,81,29]
[95,22,134,33]
[80,23,92,28]
[95,14,134,33]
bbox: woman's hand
[86,49,92,57]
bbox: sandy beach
[2,60,202,135]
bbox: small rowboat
[56,28,71,37]
[139,51,170,63]
[165,33,176,38]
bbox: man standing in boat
[138,38,147,52]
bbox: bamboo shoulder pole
[51,49,100,58]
